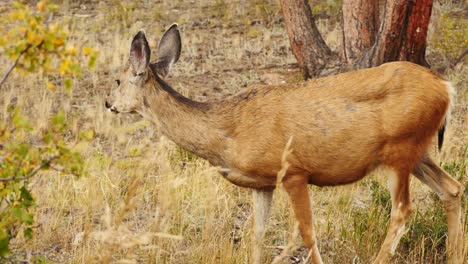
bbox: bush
[0,1,97,257]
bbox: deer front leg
[283,176,323,264]
[251,188,273,264]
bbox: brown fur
[106,31,462,263]
[135,62,450,190]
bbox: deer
[105,24,464,264]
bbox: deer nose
[105,100,111,109]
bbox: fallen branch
[221,63,299,73]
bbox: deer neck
[140,75,227,165]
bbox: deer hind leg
[283,176,323,264]
[251,188,273,264]
[413,154,464,264]
[373,168,413,264]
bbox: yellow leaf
[0,36,6,46]
[66,45,77,56]
[59,68,66,76]
[0,130,8,140]
[37,1,46,12]
[59,59,69,75]
[28,17,38,28]
[9,10,25,20]
[7,30,15,38]
[82,46,94,55]
[48,23,57,33]
[26,31,42,45]
[52,37,64,46]
[47,81,56,91]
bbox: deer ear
[153,24,181,77]
[130,30,151,75]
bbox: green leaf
[64,79,72,91]
[0,230,10,257]
[20,186,34,207]
[69,63,81,74]
[16,143,30,158]
[43,132,52,144]
[13,114,30,129]
[24,227,33,240]
[12,207,33,225]
[12,207,23,219]
[79,130,94,141]
[12,1,24,9]
[51,111,66,128]
[88,56,97,68]
[47,4,60,13]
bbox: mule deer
[105,25,464,263]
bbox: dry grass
[0,0,466,263]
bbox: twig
[453,48,467,67]
[0,155,59,182]
[0,44,31,89]
[221,63,299,73]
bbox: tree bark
[365,0,433,68]
[398,0,433,67]
[342,0,379,64]
[280,0,332,79]
[368,0,410,67]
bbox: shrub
[0,0,97,257]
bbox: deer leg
[251,188,273,264]
[373,168,413,264]
[283,176,323,264]
[413,155,464,264]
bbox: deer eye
[115,80,120,86]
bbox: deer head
[105,24,181,114]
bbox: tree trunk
[368,0,410,66]
[342,0,379,64]
[398,0,433,67]
[281,0,433,76]
[280,0,332,79]
[365,0,433,68]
